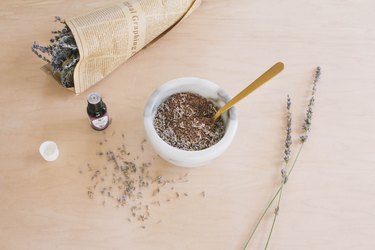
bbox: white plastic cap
[39,141,59,161]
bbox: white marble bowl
[143,77,238,167]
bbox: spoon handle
[213,62,284,121]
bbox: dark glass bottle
[87,92,110,131]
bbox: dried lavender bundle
[31,1,201,94]
[243,66,322,250]
[32,16,79,88]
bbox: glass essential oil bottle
[87,92,110,131]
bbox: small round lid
[39,141,59,161]
[87,92,101,105]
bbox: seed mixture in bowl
[153,92,225,151]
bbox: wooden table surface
[1,0,374,249]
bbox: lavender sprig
[264,95,293,249]
[283,95,292,165]
[31,16,79,88]
[243,66,321,250]
[300,67,321,142]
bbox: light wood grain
[1,0,375,249]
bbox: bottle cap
[39,141,59,161]
[87,92,101,105]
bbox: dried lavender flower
[31,16,79,88]
[300,66,321,142]
[283,95,292,164]
[244,67,322,250]
[263,95,293,249]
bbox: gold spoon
[213,62,285,121]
